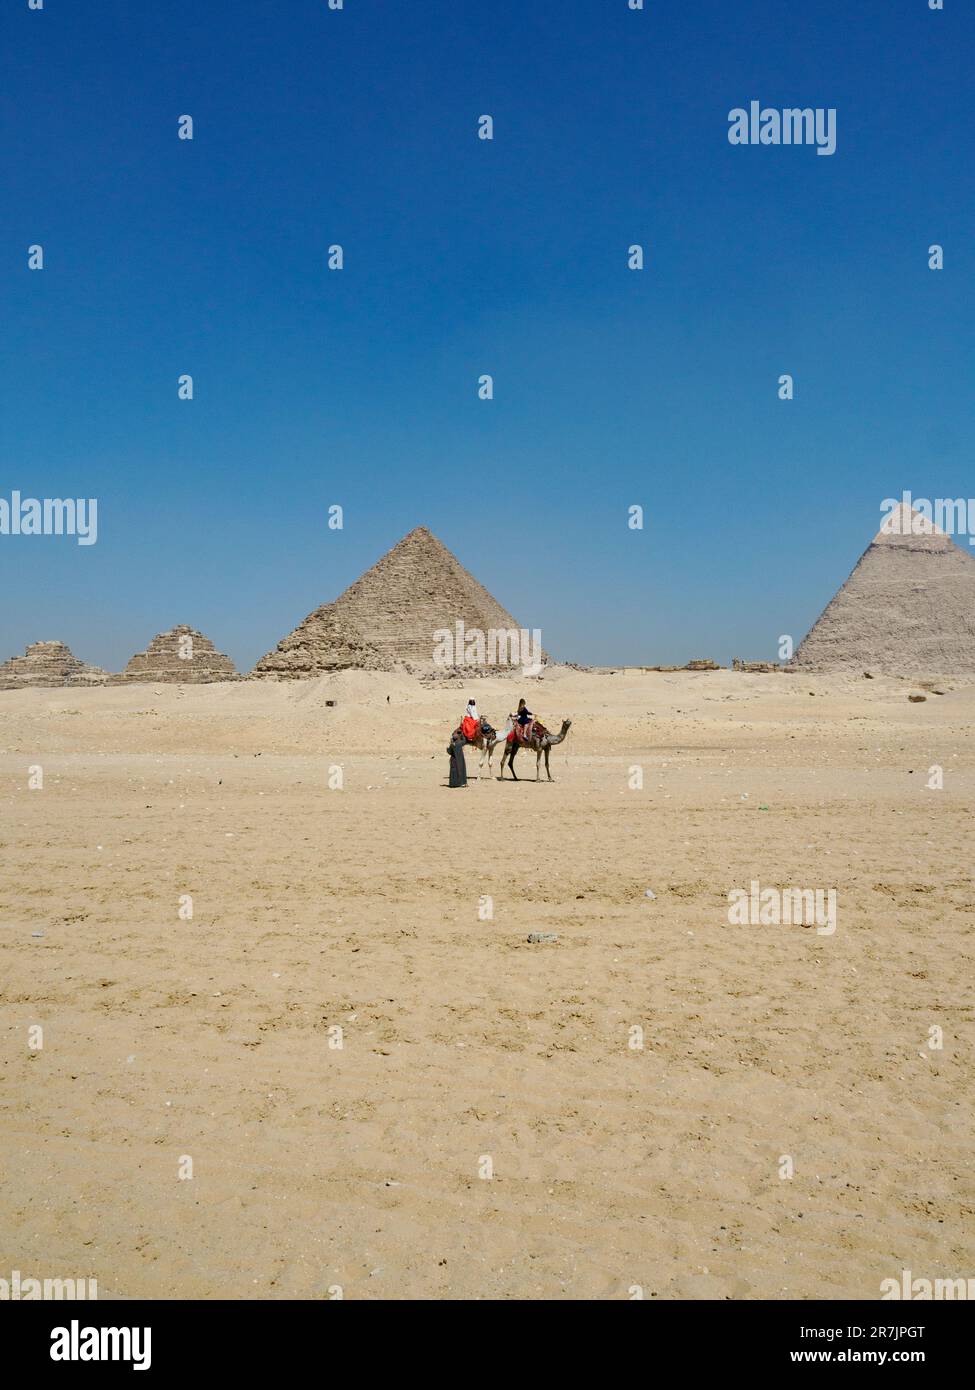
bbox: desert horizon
[6,501,975,688]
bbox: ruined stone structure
[732,658,786,673]
[793,504,975,674]
[254,526,543,677]
[117,625,237,683]
[0,640,109,691]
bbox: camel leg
[508,745,518,780]
[545,746,553,781]
[536,749,542,781]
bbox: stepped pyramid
[117,625,237,683]
[0,640,109,691]
[254,526,542,677]
[793,503,975,673]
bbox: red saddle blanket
[461,716,479,741]
[509,721,546,745]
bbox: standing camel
[499,719,572,782]
[451,717,505,779]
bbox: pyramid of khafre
[117,625,238,683]
[792,503,975,673]
[0,640,109,691]
[254,526,542,677]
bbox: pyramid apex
[873,501,948,544]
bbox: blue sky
[2,0,971,671]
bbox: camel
[499,719,572,781]
[450,717,505,779]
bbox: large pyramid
[793,503,975,673]
[117,625,238,683]
[0,640,109,691]
[254,526,541,677]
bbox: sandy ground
[1,667,973,1300]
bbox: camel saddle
[455,717,495,745]
[510,719,547,745]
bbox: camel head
[542,719,572,746]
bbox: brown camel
[499,719,572,782]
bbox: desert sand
[1,667,973,1300]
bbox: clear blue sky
[2,0,971,671]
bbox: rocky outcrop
[732,659,787,673]
[0,640,109,690]
[117,625,237,683]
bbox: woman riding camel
[461,698,480,742]
[510,698,534,742]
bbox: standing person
[447,730,468,788]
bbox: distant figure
[447,730,468,788]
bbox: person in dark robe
[447,730,468,788]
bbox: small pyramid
[0,640,108,691]
[254,526,542,677]
[118,625,237,683]
[792,505,975,673]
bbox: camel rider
[461,699,480,743]
[512,698,534,742]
